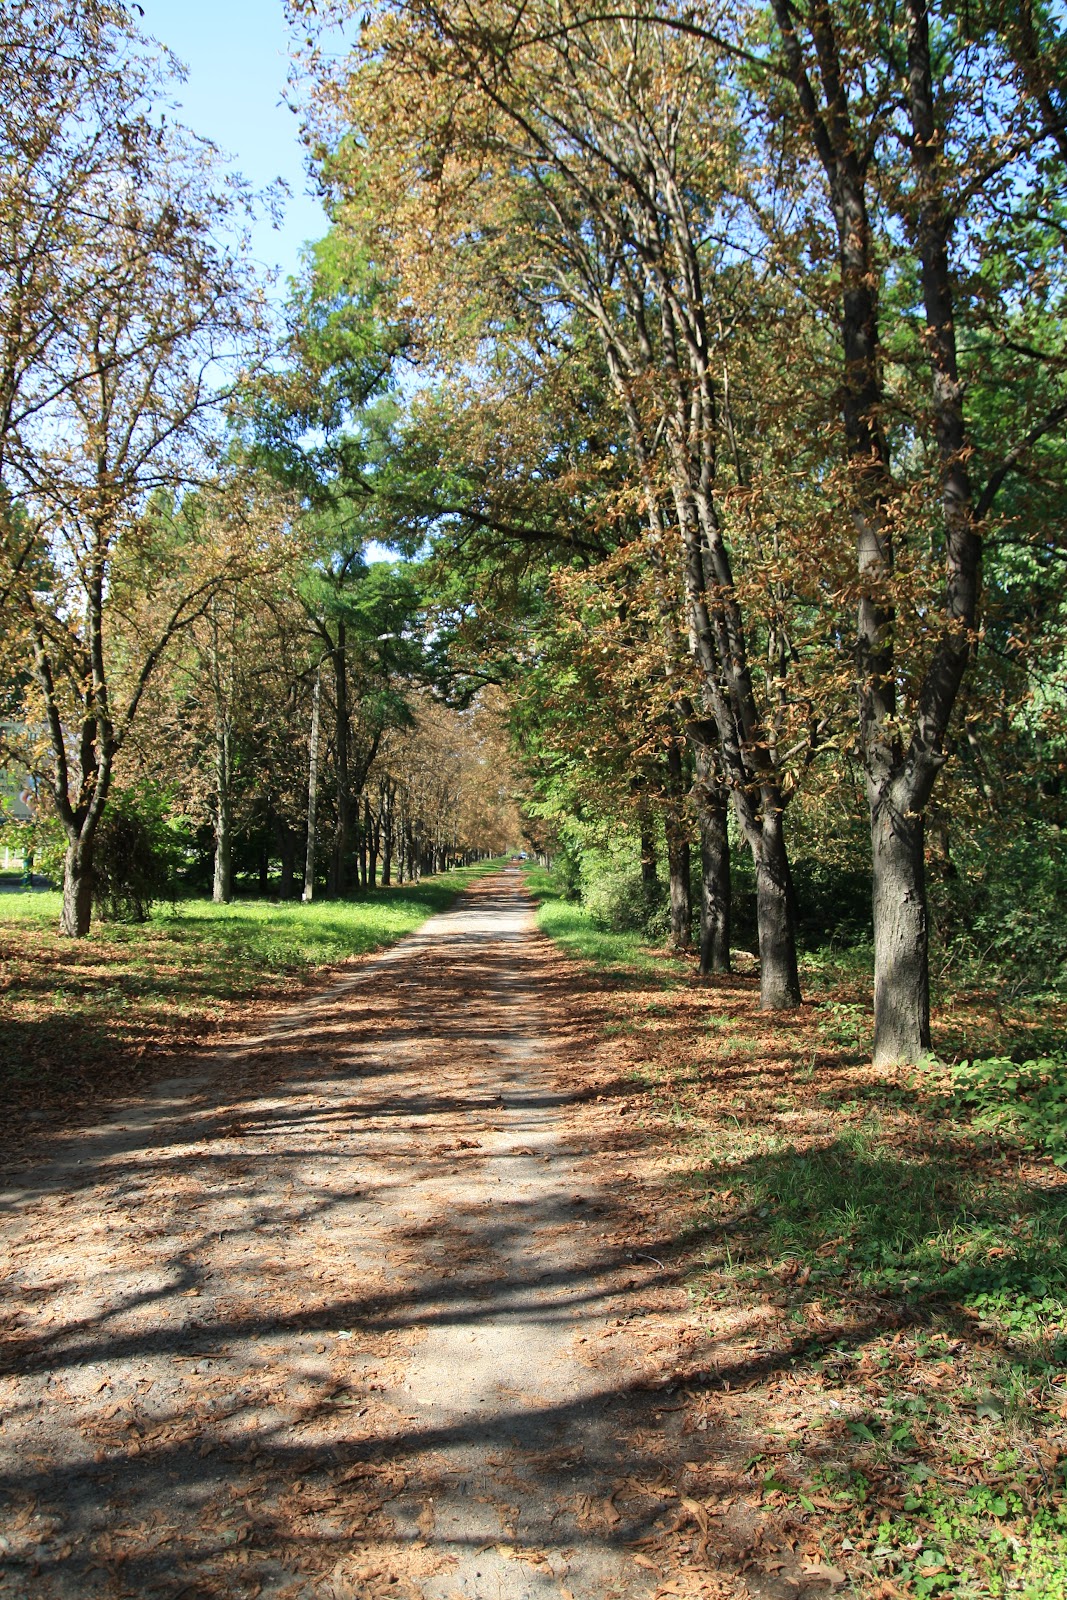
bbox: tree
[299,1,831,1004]
[752,0,1067,1059]
[5,58,265,934]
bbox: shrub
[91,786,187,923]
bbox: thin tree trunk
[328,625,349,898]
[381,784,394,886]
[212,716,233,905]
[277,821,296,900]
[368,795,379,889]
[302,668,322,903]
[640,822,657,892]
[356,815,367,891]
[665,744,691,949]
[209,597,235,906]
[694,746,730,976]
[637,789,658,923]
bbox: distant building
[0,723,37,873]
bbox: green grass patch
[522,864,683,980]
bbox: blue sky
[141,0,332,289]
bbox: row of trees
[0,1,267,931]
[0,1,520,933]
[138,550,520,905]
[291,0,1067,1062]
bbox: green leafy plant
[90,786,190,923]
[954,1054,1067,1166]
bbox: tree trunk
[638,793,658,922]
[381,787,394,887]
[665,824,691,950]
[302,668,322,903]
[328,626,350,898]
[737,798,802,1010]
[277,822,296,900]
[665,743,691,949]
[640,823,657,891]
[694,749,730,976]
[60,835,94,937]
[369,797,380,889]
[356,817,367,891]
[871,781,931,1066]
[212,717,233,905]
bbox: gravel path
[0,870,698,1600]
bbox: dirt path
[0,870,792,1600]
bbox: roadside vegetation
[526,865,1067,1598]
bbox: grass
[522,864,685,981]
[525,864,1067,1598]
[0,860,504,1109]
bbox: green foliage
[0,809,65,884]
[523,863,677,977]
[91,786,188,923]
[953,1054,1067,1167]
[867,1472,1067,1599]
[575,838,668,939]
[930,823,1067,998]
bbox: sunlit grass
[528,868,1067,1598]
[523,864,683,980]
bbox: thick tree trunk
[302,669,322,903]
[739,800,802,1010]
[60,836,94,937]
[871,782,931,1065]
[694,751,730,976]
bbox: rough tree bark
[302,668,322,903]
[694,744,730,976]
[664,743,692,949]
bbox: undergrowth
[527,864,1067,1598]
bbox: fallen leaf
[679,1495,709,1533]
[800,1562,846,1587]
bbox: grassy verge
[0,860,505,1110]
[526,866,1067,1599]
[522,864,686,981]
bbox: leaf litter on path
[1,871,841,1599]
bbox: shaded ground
[0,869,498,1126]
[0,870,820,1600]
